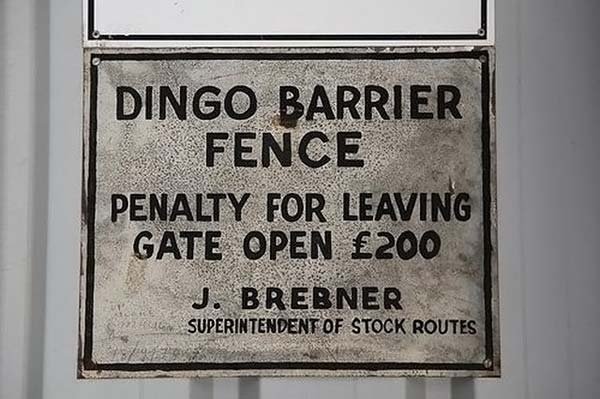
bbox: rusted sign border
[79,48,498,378]
[85,0,489,41]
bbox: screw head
[477,28,486,37]
[92,30,101,39]
[483,358,493,369]
[479,55,488,64]
[92,58,101,66]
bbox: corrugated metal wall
[1,0,599,398]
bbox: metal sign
[79,48,498,378]
[84,0,494,46]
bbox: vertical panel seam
[515,0,530,398]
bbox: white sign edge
[82,0,495,48]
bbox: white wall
[1,0,599,398]
[1,1,48,399]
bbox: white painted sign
[79,47,499,378]
[84,0,494,46]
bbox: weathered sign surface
[85,0,494,46]
[79,48,498,378]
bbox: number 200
[374,231,441,260]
